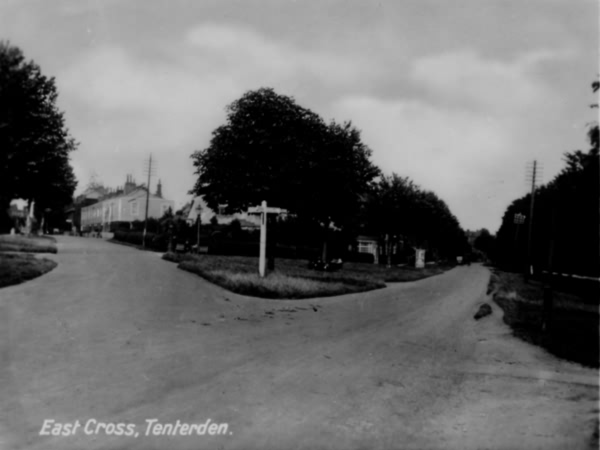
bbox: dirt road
[0,236,597,449]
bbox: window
[358,241,376,254]
[131,201,139,216]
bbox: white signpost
[248,201,285,277]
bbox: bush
[344,252,375,264]
[113,230,167,251]
[275,244,320,260]
[109,221,132,232]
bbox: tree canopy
[191,87,475,262]
[191,87,379,232]
[361,173,467,260]
[0,41,77,230]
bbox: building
[65,185,108,233]
[80,175,174,231]
[183,196,261,230]
[356,235,380,263]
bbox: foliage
[473,229,495,257]
[190,87,379,259]
[494,82,599,276]
[0,42,77,231]
[361,173,468,260]
[112,230,166,251]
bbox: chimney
[155,179,162,198]
[124,174,135,195]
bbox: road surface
[0,236,597,449]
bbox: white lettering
[84,419,97,435]
[144,419,159,436]
[40,419,54,436]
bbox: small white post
[259,200,267,277]
[415,248,425,268]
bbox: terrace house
[80,175,174,231]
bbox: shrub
[344,252,375,264]
[208,240,260,256]
[109,221,131,232]
[113,230,167,251]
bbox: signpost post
[248,201,284,277]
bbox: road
[0,236,597,450]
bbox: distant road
[0,237,597,450]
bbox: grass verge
[0,253,57,288]
[489,269,599,368]
[163,253,451,299]
[0,235,57,253]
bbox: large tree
[0,41,77,231]
[191,87,379,259]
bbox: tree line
[191,87,468,262]
[493,81,599,277]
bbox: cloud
[59,46,236,115]
[185,23,378,89]
[56,44,239,204]
[56,22,382,204]
[330,95,522,230]
[410,49,571,114]
[51,16,588,231]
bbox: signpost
[248,201,284,277]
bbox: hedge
[207,240,321,259]
[113,230,167,251]
[344,252,375,264]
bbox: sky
[1,0,598,232]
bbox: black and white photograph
[0,0,598,449]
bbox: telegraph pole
[525,160,542,280]
[142,154,156,247]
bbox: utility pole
[525,160,542,280]
[142,154,156,248]
[542,204,557,332]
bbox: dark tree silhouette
[191,87,379,260]
[0,41,77,231]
